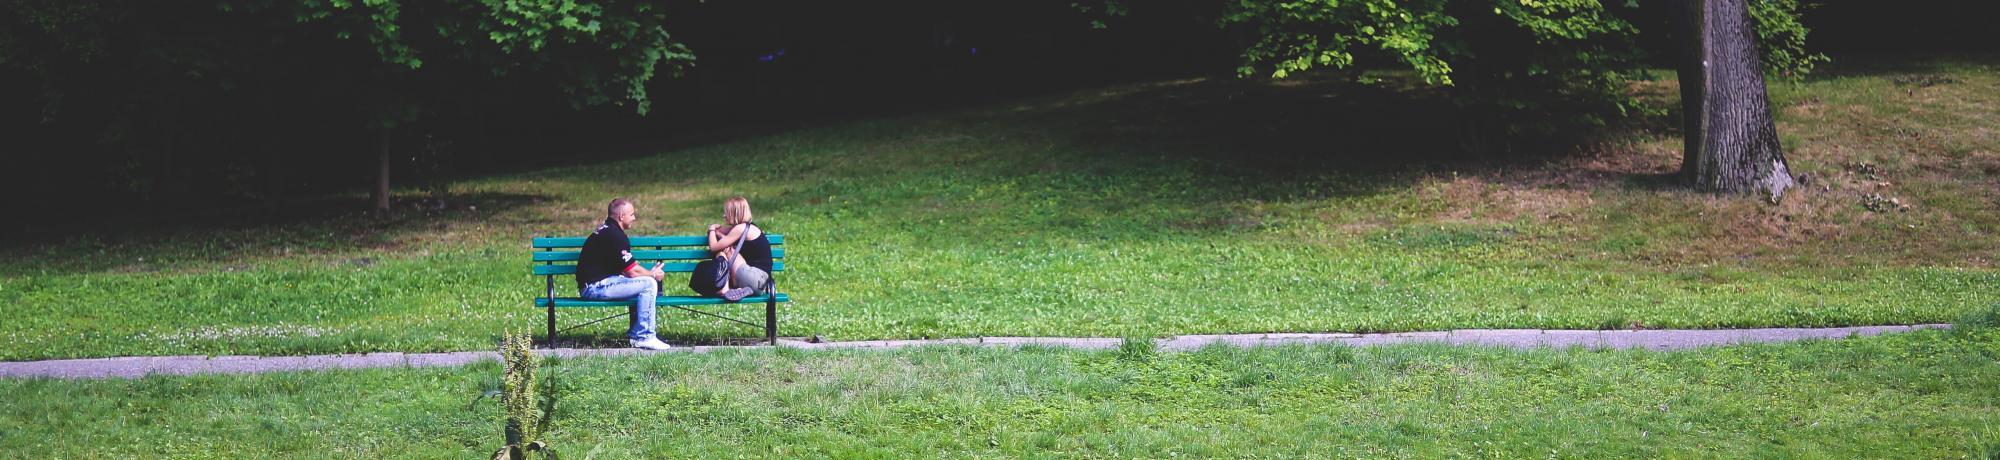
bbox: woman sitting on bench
[706,196,773,301]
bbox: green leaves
[1223,0,1459,84]
[1216,0,1823,148]
[1746,0,1828,80]
[278,0,693,115]
[1218,0,1644,149]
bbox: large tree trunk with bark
[1677,0,1796,200]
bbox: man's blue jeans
[581,276,658,341]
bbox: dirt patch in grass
[1971,151,2000,176]
[1423,175,1594,226]
[1785,95,1827,118]
[1521,60,2000,269]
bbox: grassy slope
[2,57,1996,360]
[3,326,1997,457]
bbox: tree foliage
[1218,0,1819,84]
[1207,0,1822,151]
[3,0,696,115]
[1220,0,1462,83]
[1,0,695,210]
[1742,0,1827,80]
[212,0,685,114]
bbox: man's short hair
[608,198,634,216]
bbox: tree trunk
[1677,0,1795,200]
[263,136,285,212]
[157,128,178,209]
[260,92,286,212]
[154,101,187,212]
[375,125,393,211]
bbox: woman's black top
[739,224,774,273]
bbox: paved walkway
[0,325,1949,379]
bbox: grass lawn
[2,56,1997,360]
[4,324,1998,457]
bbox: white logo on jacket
[621,250,632,262]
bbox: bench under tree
[531,235,790,346]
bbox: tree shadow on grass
[680,69,1711,252]
[1614,171,1691,192]
[929,72,1673,229]
[0,191,546,277]
[1804,53,1996,81]
[1008,72,1644,190]
[1081,79,1471,171]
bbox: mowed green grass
[2,56,1997,360]
[4,326,1999,457]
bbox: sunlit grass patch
[2,328,1997,457]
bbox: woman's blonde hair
[723,196,753,225]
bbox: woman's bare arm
[708,224,745,252]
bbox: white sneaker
[631,337,671,350]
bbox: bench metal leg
[765,297,777,345]
[544,275,557,348]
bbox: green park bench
[531,234,790,345]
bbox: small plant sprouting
[1118,334,1158,362]
[493,331,554,460]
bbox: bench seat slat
[534,234,784,249]
[533,261,786,276]
[535,293,791,308]
[532,247,785,262]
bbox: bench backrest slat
[533,234,784,249]
[530,234,786,276]
[533,261,788,276]
[530,247,786,263]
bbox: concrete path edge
[0,325,1952,379]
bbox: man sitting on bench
[576,198,672,350]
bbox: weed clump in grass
[1118,334,1158,362]
[1954,303,2000,330]
[495,331,553,459]
[1860,193,1909,213]
[1598,313,1637,330]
